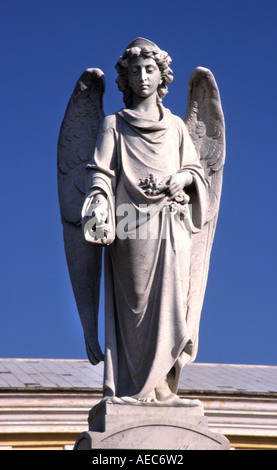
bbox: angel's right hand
[82,192,109,243]
[91,193,108,224]
[82,191,108,222]
[93,204,108,225]
[93,192,108,208]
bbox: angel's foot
[156,393,202,407]
[103,396,138,404]
[155,379,202,407]
[154,378,175,402]
[131,390,156,403]
[102,393,201,407]
[103,391,156,405]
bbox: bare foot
[155,378,174,402]
[105,392,156,405]
[157,394,202,407]
[155,379,202,407]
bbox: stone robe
[87,105,207,399]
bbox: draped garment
[87,105,207,398]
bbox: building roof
[0,359,276,396]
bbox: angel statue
[58,38,225,406]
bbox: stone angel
[57,38,225,405]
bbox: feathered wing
[184,67,226,363]
[58,69,105,364]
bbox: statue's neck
[130,94,160,121]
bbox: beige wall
[1,391,276,450]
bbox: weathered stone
[59,39,226,451]
[58,37,226,403]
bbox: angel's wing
[184,67,226,362]
[58,68,105,365]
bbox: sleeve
[86,115,118,196]
[82,116,118,245]
[178,119,208,231]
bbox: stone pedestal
[74,400,230,450]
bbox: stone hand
[92,194,108,224]
[161,172,193,200]
[93,205,107,225]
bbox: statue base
[74,399,230,450]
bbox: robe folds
[87,105,207,399]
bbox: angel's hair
[115,45,173,108]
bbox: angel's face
[127,56,162,100]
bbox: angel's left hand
[161,172,193,200]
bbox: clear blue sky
[1,0,276,366]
